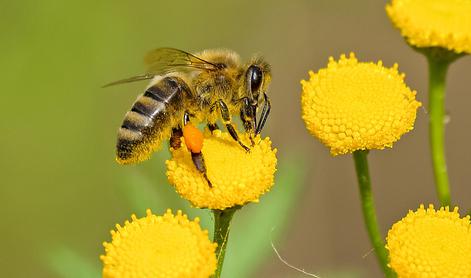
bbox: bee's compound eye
[249,66,263,92]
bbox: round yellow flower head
[301,53,421,155]
[386,204,471,277]
[386,0,471,54]
[101,209,217,278]
[166,130,277,210]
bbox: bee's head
[245,58,271,105]
[241,58,271,136]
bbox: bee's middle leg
[182,111,212,187]
[207,123,219,133]
[213,99,250,152]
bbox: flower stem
[353,150,396,278]
[212,207,238,278]
[427,56,452,207]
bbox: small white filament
[270,228,321,278]
[362,247,375,259]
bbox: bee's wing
[103,48,218,88]
[144,47,219,73]
[102,74,156,88]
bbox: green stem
[353,150,396,278]
[427,56,452,207]
[212,207,238,278]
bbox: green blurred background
[1,0,470,277]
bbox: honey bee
[105,48,271,184]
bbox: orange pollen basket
[183,124,204,153]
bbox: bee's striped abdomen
[116,77,191,164]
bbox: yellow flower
[301,53,421,155]
[166,130,277,210]
[101,209,217,278]
[386,204,471,277]
[386,0,471,54]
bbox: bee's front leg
[255,93,271,135]
[239,97,257,146]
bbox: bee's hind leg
[182,111,212,188]
[170,127,183,149]
[191,152,212,188]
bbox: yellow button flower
[166,130,277,210]
[101,209,217,278]
[386,204,471,277]
[386,0,471,54]
[301,53,421,155]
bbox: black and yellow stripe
[116,77,191,164]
